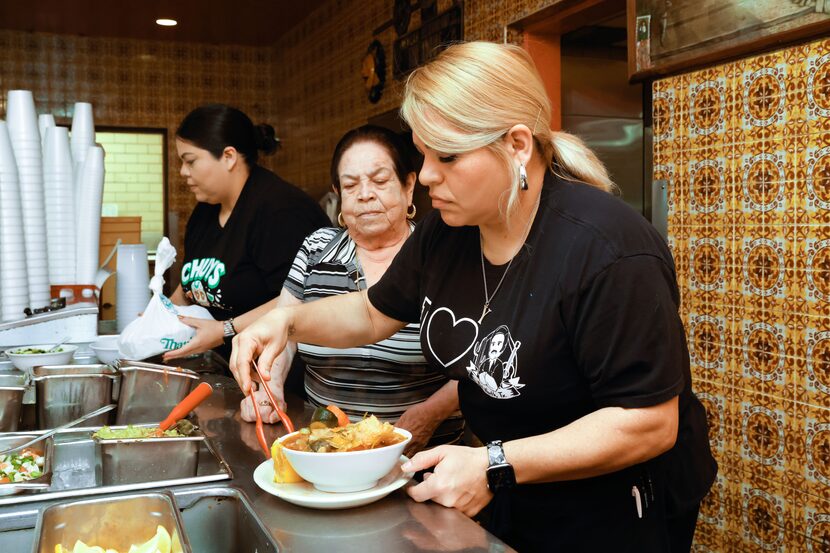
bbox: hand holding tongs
[251,358,295,433]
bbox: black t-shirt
[369,172,716,550]
[182,165,329,321]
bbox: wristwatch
[486,440,516,492]
[222,318,236,343]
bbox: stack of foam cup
[0,121,30,321]
[70,102,95,217]
[38,113,55,150]
[116,243,151,332]
[75,145,104,287]
[42,126,76,285]
[6,90,50,309]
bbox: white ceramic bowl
[90,335,121,365]
[279,428,412,493]
[4,344,78,371]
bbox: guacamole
[93,425,183,439]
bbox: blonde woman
[231,42,715,552]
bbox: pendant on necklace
[478,304,492,324]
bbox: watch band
[487,440,507,467]
[223,318,236,339]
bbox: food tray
[32,490,192,553]
[0,427,231,506]
[0,434,54,496]
[30,365,118,428]
[94,424,204,485]
[114,361,199,424]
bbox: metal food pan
[114,361,199,425]
[0,371,27,431]
[0,434,54,496]
[94,424,204,485]
[31,365,118,429]
[31,490,192,553]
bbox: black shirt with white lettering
[368,171,716,551]
[182,165,329,321]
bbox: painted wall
[654,38,830,551]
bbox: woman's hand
[162,316,223,361]
[239,380,286,424]
[402,445,493,518]
[230,308,290,395]
[395,404,441,457]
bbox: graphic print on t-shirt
[181,257,229,309]
[468,325,523,398]
[422,297,524,400]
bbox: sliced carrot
[326,404,350,427]
[0,477,9,483]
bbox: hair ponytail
[548,131,616,193]
[254,124,280,155]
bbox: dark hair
[176,104,279,167]
[330,125,416,191]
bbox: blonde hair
[401,41,615,219]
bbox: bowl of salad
[4,344,78,372]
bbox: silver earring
[519,163,529,191]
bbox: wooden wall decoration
[392,1,463,79]
[628,0,830,81]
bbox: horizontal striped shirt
[284,226,463,445]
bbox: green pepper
[310,406,340,428]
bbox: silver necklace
[478,249,514,323]
[477,198,541,324]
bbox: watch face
[487,463,516,491]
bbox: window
[96,129,166,252]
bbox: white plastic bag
[118,237,214,360]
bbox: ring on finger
[258,399,270,406]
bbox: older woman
[231,44,715,552]
[240,125,463,454]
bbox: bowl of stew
[277,415,411,493]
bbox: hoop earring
[406,204,416,219]
[519,163,529,191]
[337,212,346,227]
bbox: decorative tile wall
[655,38,830,552]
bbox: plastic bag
[118,237,214,360]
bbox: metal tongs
[251,359,295,433]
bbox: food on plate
[0,447,44,483]
[271,440,304,483]
[93,424,186,440]
[283,414,405,453]
[9,347,62,354]
[53,524,182,553]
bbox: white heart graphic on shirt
[425,307,479,368]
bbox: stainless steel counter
[191,373,513,552]
[0,371,513,552]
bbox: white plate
[253,455,412,510]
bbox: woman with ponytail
[166,104,329,361]
[230,43,715,552]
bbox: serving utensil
[150,381,213,437]
[46,335,70,353]
[249,393,271,458]
[0,403,116,456]
[251,359,295,433]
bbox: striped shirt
[283,226,464,445]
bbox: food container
[0,371,27,431]
[278,428,412,492]
[30,365,118,429]
[94,424,204,485]
[0,433,54,496]
[115,361,199,425]
[4,344,78,372]
[89,334,121,365]
[31,491,192,553]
